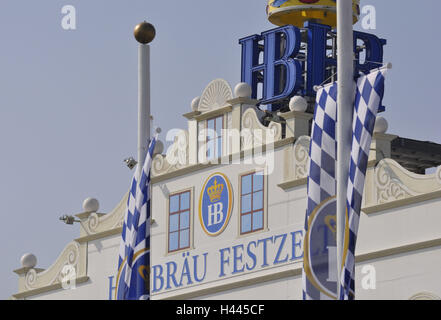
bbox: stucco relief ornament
[152,130,189,176]
[241,111,255,150]
[25,268,37,289]
[241,108,282,150]
[87,212,100,232]
[375,160,411,203]
[293,136,310,179]
[268,122,281,140]
[55,246,80,284]
[198,79,233,113]
[54,243,80,285]
[25,242,81,290]
[79,193,128,234]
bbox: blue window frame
[168,191,191,253]
[240,171,264,235]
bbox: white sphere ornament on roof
[289,96,308,112]
[191,97,200,112]
[21,253,37,269]
[374,116,388,134]
[82,197,99,213]
[234,82,252,98]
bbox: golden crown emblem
[324,215,337,240]
[207,178,224,203]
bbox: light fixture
[59,215,80,225]
[262,111,286,124]
[124,157,138,170]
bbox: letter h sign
[239,25,302,112]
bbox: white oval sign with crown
[199,172,233,236]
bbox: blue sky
[1,0,440,299]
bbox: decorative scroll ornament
[198,79,233,113]
[293,136,311,180]
[373,159,441,207]
[241,108,282,150]
[25,269,37,289]
[375,160,416,203]
[87,212,100,232]
[152,130,189,176]
[24,242,83,291]
[81,193,128,235]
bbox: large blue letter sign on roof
[304,22,334,97]
[239,23,387,112]
[353,30,387,74]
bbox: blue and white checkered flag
[340,68,388,300]
[302,82,338,300]
[115,136,157,300]
[303,67,387,300]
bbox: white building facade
[12,79,441,300]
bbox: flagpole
[336,0,354,299]
[134,21,156,175]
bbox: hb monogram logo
[207,179,224,226]
[199,173,233,236]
